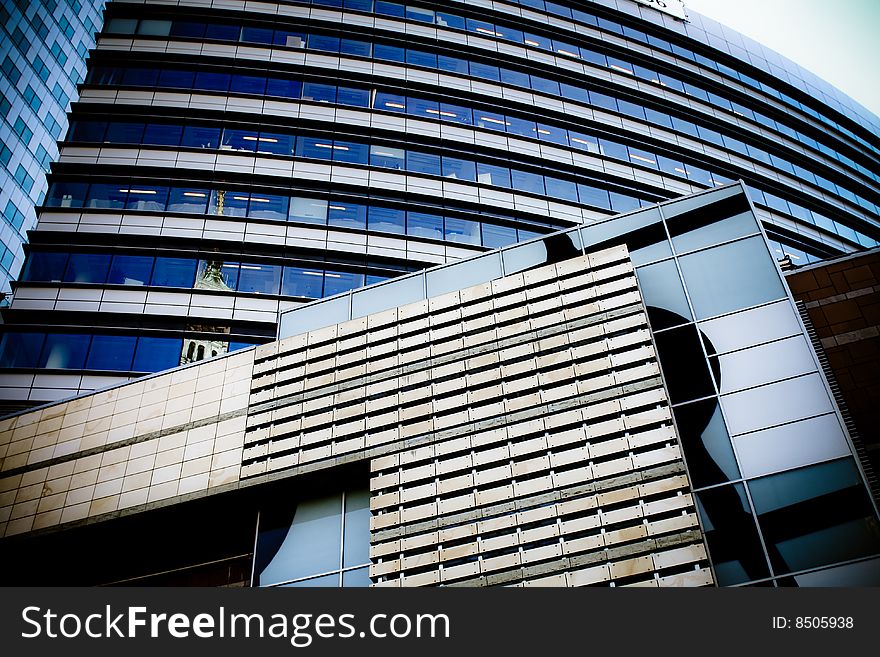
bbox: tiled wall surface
[247,243,711,587]
[786,249,880,484]
[0,350,253,537]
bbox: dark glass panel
[86,335,137,371]
[63,253,111,284]
[652,324,717,403]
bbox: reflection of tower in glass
[181,261,233,364]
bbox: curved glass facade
[2,0,879,403]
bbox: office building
[0,0,106,296]
[0,185,878,587]
[1,0,879,410]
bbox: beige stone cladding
[246,244,712,587]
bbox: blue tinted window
[309,34,341,53]
[46,182,88,208]
[590,91,618,111]
[374,91,406,112]
[122,68,159,86]
[445,217,480,245]
[332,141,370,164]
[181,126,220,148]
[437,55,468,74]
[511,170,544,195]
[370,145,405,169]
[158,69,195,89]
[239,263,282,295]
[167,188,209,213]
[530,76,560,95]
[439,103,472,125]
[108,255,153,285]
[375,1,404,17]
[546,177,578,202]
[133,337,183,372]
[407,97,439,118]
[537,123,568,145]
[506,116,536,138]
[482,224,517,248]
[248,194,289,220]
[194,71,230,91]
[328,202,366,229]
[70,121,107,142]
[151,257,197,287]
[86,335,136,371]
[230,74,267,95]
[610,192,641,213]
[0,332,45,368]
[255,132,295,156]
[266,77,302,98]
[476,162,511,188]
[222,128,259,152]
[302,82,336,103]
[407,212,443,240]
[475,111,507,132]
[340,39,371,57]
[406,49,437,68]
[22,252,68,282]
[143,123,183,146]
[374,43,405,63]
[501,68,531,89]
[337,86,370,107]
[170,21,206,38]
[436,12,465,30]
[442,156,476,182]
[106,122,146,144]
[368,206,405,234]
[125,185,169,212]
[290,198,328,225]
[40,333,90,369]
[296,137,334,160]
[470,62,500,81]
[600,139,628,161]
[210,190,249,216]
[274,30,305,48]
[241,26,273,44]
[282,267,324,297]
[64,253,111,283]
[85,184,127,209]
[406,151,441,176]
[205,23,240,41]
[578,184,610,209]
[323,271,364,296]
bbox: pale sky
[683,0,880,120]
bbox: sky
[682,0,880,119]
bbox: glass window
[209,190,249,217]
[328,201,366,230]
[296,137,334,160]
[523,32,551,50]
[158,69,195,89]
[63,253,111,284]
[678,236,786,319]
[254,131,295,156]
[749,459,880,575]
[46,182,88,208]
[340,39,371,57]
[536,123,568,146]
[266,77,302,99]
[229,74,267,96]
[610,192,641,213]
[560,82,590,103]
[122,68,159,87]
[143,123,183,146]
[352,275,423,318]
[406,49,437,68]
[336,86,370,107]
[240,26,273,44]
[170,21,206,39]
[204,23,240,41]
[85,183,128,210]
[713,335,815,395]
[290,197,328,225]
[70,120,107,142]
[476,163,511,188]
[22,252,68,282]
[193,71,230,92]
[652,324,717,403]
[375,1,404,17]
[475,111,508,132]
[442,156,475,182]
[0,332,45,368]
[407,211,443,240]
[308,34,340,53]
[435,12,465,30]
[427,253,502,297]
[482,223,517,248]
[86,335,137,371]
[124,185,169,212]
[437,55,469,74]
[406,151,441,176]
[673,399,739,488]
[373,43,405,63]
[511,170,544,195]
[698,300,802,355]
[545,177,578,202]
[506,116,537,138]
[444,217,480,245]
[196,260,238,291]
[181,126,220,149]
[331,140,370,165]
[238,263,282,295]
[167,188,209,213]
[696,484,770,586]
[374,91,406,113]
[151,257,197,287]
[370,145,405,170]
[39,333,90,369]
[107,18,137,33]
[222,128,259,152]
[282,267,324,298]
[368,206,405,234]
[137,19,171,36]
[635,259,692,329]
[247,194,289,221]
[107,255,153,285]
[323,271,365,297]
[133,337,184,372]
[406,97,439,119]
[437,103,472,125]
[274,30,305,48]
